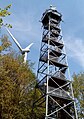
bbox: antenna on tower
[50,5,56,10]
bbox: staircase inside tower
[33,6,77,119]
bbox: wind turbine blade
[25,43,34,50]
[6,28,22,51]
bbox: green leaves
[0,4,12,17]
[0,18,3,27]
[0,33,46,118]
[73,73,84,119]
[0,35,12,53]
[0,35,38,119]
[0,54,36,118]
[0,4,12,28]
[5,4,12,11]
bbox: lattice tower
[33,6,78,119]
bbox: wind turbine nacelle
[22,49,30,54]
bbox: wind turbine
[6,28,33,63]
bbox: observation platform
[41,6,62,26]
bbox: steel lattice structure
[33,6,78,119]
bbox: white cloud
[64,36,84,68]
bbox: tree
[0,35,36,119]
[73,73,84,119]
[0,4,12,28]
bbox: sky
[0,0,84,76]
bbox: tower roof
[41,6,62,25]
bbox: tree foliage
[0,34,11,52]
[0,35,37,119]
[73,73,84,119]
[0,4,12,28]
